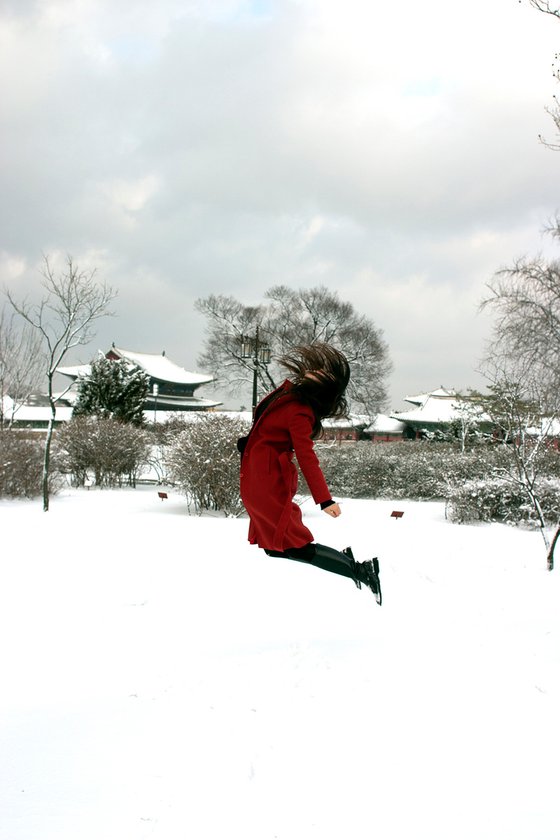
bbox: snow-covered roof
[322,415,369,430]
[3,404,74,423]
[2,394,72,423]
[57,348,214,387]
[392,393,491,426]
[57,363,92,379]
[527,417,560,438]
[110,346,213,386]
[365,414,406,434]
[403,387,457,407]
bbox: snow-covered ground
[1,487,560,840]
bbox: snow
[1,488,560,840]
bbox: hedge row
[4,420,560,528]
[316,441,516,501]
[445,477,560,525]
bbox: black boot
[344,547,382,605]
[341,546,364,589]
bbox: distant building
[0,394,73,430]
[364,414,406,443]
[57,344,220,413]
[321,415,370,442]
[390,388,492,440]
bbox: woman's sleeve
[288,409,332,504]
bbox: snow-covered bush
[0,432,44,497]
[166,413,250,515]
[55,417,151,487]
[144,416,193,484]
[446,477,560,525]
[317,442,512,500]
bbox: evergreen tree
[73,357,149,426]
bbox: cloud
[1,0,559,407]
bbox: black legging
[264,542,357,582]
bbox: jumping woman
[238,343,381,604]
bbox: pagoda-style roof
[402,387,457,407]
[107,346,213,387]
[57,363,92,381]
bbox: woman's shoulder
[273,396,314,419]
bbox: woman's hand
[323,502,341,518]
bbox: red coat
[240,382,332,551]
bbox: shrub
[317,441,513,501]
[144,417,192,484]
[166,413,250,515]
[445,477,560,526]
[0,432,44,497]
[55,416,151,487]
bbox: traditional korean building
[364,414,406,443]
[57,344,220,413]
[0,394,73,430]
[321,415,370,442]
[390,388,492,439]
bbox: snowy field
[1,487,560,840]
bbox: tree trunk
[42,375,57,511]
[547,524,560,571]
[42,406,55,512]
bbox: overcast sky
[1,0,559,410]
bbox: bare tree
[195,285,390,417]
[5,255,116,510]
[479,355,560,569]
[480,231,560,568]
[480,248,560,387]
[195,294,276,397]
[0,307,44,430]
[525,1,560,148]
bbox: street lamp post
[240,326,271,414]
[153,382,159,423]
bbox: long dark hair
[279,343,350,437]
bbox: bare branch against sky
[528,1,560,20]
